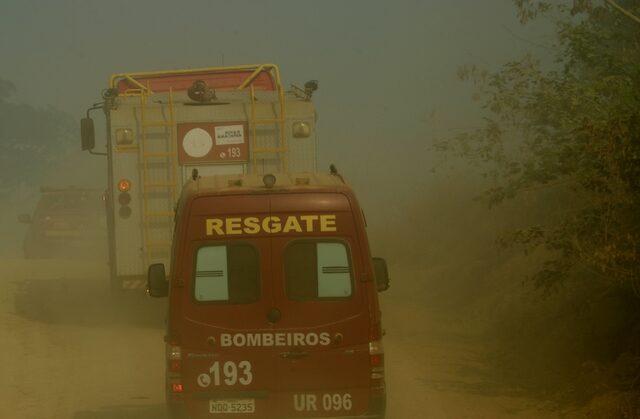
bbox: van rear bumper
[285,415,384,419]
[168,392,385,419]
[284,416,382,419]
[167,397,386,419]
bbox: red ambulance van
[148,172,390,419]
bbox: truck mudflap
[170,387,385,419]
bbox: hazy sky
[0,0,553,199]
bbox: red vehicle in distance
[18,187,107,259]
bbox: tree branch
[606,0,640,25]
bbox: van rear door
[267,193,372,417]
[178,195,278,418]
[270,236,372,417]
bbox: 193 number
[227,147,241,158]
[209,361,253,386]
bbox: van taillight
[369,321,385,387]
[168,345,184,395]
[169,360,181,372]
[369,340,384,367]
[168,344,182,372]
[369,339,385,392]
[169,344,181,359]
[370,353,383,367]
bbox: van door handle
[279,351,310,360]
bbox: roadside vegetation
[0,78,75,193]
[432,0,640,415]
[0,78,77,255]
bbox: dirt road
[0,258,561,419]
[381,287,559,418]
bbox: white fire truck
[81,64,318,292]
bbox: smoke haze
[3,1,636,418]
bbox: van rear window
[284,241,353,300]
[194,243,259,303]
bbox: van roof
[183,172,350,198]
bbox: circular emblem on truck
[182,127,213,158]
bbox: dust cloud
[1,1,639,418]
[0,87,634,419]
[0,158,168,419]
[2,154,631,419]
[366,166,640,417]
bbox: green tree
[0,77,75,190]
[437,0,640,294]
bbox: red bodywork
[164,181,385,418]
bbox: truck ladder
[139,89,177,269]
[243,66,287,173]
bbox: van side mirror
[373,257,390,292]
[147,263,168,298]
[18,214,32,224]
[81,117,96,151]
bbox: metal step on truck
[80,64,319,292]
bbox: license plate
[209,399,255,414]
